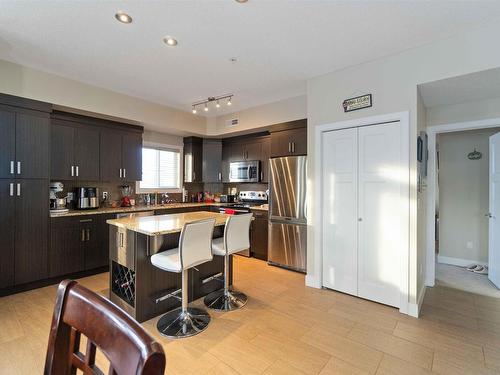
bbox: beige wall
[307,23,500,309]
[416,89,427,300]
[438,129,499,264]
[428,96,500,127]
[208,95,307,136]
[0,59,207,136]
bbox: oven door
[229,161,260,182]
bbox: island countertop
[106,211,231,236]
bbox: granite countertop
[250,204,269,211]
[49,202,224,218]
[50,202,268,218]
[106,211,231,236]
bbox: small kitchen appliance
[75,187,99,209]
[50,181,68,212]
[120,185,133,207]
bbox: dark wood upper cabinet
[15,113,50,179]
[0,109,16,179]
[51,123,74,180]
[122,133,142,182]
[270,126,307,157]
[15,179,49,285]
[202,139,222,183]
[261,137,271,183]
[221,142,231,183]
[245,141,262,161]
[0,180,15,289]
[184,137,203,183]
[75,127,100,181]
[100,131,122,182]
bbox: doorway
[434,128,500,297]
[426,118,500,297]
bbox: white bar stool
[204,213,253,311]
[150,218,215,339]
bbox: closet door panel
[358,122,402,308]
[322,128,358,295]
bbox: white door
[489,133,500,288]
[358,122,402,307]
[322,128,358,295]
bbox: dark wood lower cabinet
[251,210,269,261]
[49,214,112,278]
[49,217,84,277]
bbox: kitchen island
[107,211,232,322]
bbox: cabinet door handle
[218,172,222,181]
[123,168,126,178]
[16,183,20,197]
[76,166,79,177]
[10,161,14,174]
[292,142,295,153]
[71,165,74,177]
[260,171,263,181]
[81,229,86,242]
[119,168,122,178]
[86,228,90,241]
[9,183,14,196]
[17,161,21,175]
[193,171,196,181]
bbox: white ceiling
[419,67,500,108]
[2,1,500,117]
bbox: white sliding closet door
[357,122,402,307]
[322,128,358,295]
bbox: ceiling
[2,1,500,117]
[419,67,500,108]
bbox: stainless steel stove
[218,191,268,257]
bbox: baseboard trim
[408,285,427,318]
[437,255,487,268]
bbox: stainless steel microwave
[229,160,260,182]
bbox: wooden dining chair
[44,280,166,375]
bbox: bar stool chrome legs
[157,270,211,338]
[204,255,248,311]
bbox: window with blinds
[139,147,181,190]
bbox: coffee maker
[50,181,68,211]
[75,187,99,209]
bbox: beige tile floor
[1,256,500,374]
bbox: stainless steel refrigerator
[268,156,307,273]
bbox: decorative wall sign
[467,149,482,160]
[343,94,372,112]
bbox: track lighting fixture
[191,94,233,114]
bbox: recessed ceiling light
[235,0,248,3]
[163,37,178,47]
[115,11,132,24]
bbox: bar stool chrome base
[204,289,248,311]
[157,307,210,339]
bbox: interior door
[489,132,500,288]
[322,128,358,295]
[357,122,402,308]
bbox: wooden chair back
[44,280,166,375]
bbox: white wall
[438,129,499,265]
[208,95,307,136]
[307,23,500,308]
[0,59,207,136]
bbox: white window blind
[140,147,180,190]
